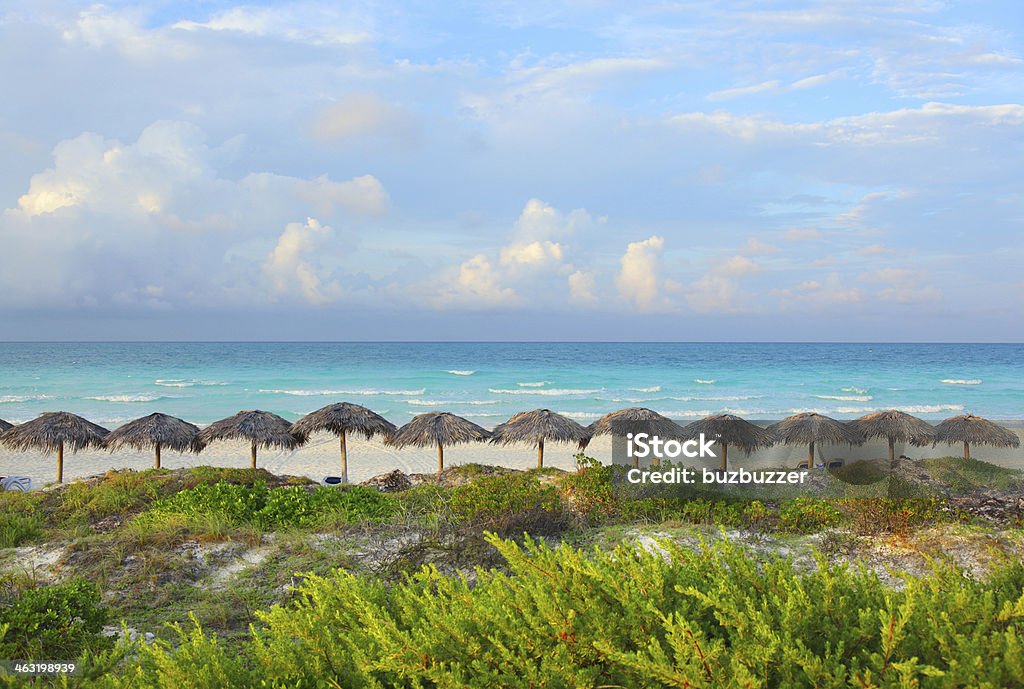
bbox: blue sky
[0,0,1021,341]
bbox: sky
[0,0,1022,341]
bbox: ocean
[0,342,1021,428]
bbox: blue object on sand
[322,476,344,486]
[0,476,32,492]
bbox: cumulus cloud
[438,254,520,307]
[717,255,760,277]
[617,236,669,311]
[263,218,341,304]
[568,270,597,305]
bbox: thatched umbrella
[0,412,109,483]
[197,410,306,469]
[491,409,590,468]
[680,414,776,471]
[386,412,491,474]
[852,410,936,467]
[584,407,687,467]
[292,403,397,483]
[0,418,12,433]
[934,414,1020,460]
[768,412,864,470]
[104,413,204,469]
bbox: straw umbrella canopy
[491,409,590,468]
[292,403,397,483]
[934,414,1020,460]
[0,418,12,433]
[386,412,491,474]
[0,412,109,483]
[104,413,204,470]
[680,414,776,471]
[197,410,306,469]
[852,410,936,467]
[768,412,864,470]
[584,407,687,467]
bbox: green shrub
[148,481,395,530]
[0,579,109,659]
[447,472,562,524]
[840,497,954,536]
[97,535,1024,689]
[778,496,842,532]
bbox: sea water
[0,342,1021,427]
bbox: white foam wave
[629,386,661,393]
[669,395,761,402]
[816,394,873,402]
[834,406,877,414]
[85,394,167,403]
[406,399,498,406]
[489,388,601,396]
[694,379,716,385]
[155,379,229,388]
[0,394,53,404]
[517,381,549,387]
[446,370,476,376]
[941,379,982,386]
[902,404,965,413]
[555,411,605,420]
[841,387,868,394]
[260,388,426,397]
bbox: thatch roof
[197,410,306,449]
[491,409,590,448]
[105,413,204,453]
[852,410,936,445]
[935,414,1020,448]
[292,402,396,440]
[583,407,686,446]
[768,412,864,446]
[680,414,776,454]
[0,412,109,453]
[0,418,12,433]
[386,412,491,448]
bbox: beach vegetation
[73,534,1024,689]
[0,578,110,659]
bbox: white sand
[0,433,615,488]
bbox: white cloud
[685,274,738,313]
[263,218,341,304]
[568,270,597,305]
[717,255,760,277]
[707,80,781,101]
[439,254,520,307]
[499,240,564,268]
[617,235,669,311]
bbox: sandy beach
[5,428,1024,489]
[0,434,614,488]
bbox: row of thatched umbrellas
[0,406,1019,484]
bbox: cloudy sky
[1,0,1021,341]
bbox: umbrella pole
[340,431,349,484]
[537,439,544,469]
[808,441,815,470]
[251,442,257,469]
[720,441,728,472]
[964,441,970,460]
[888,437,895,468]
[155,442,162,470]
[56,441,64,484]
[437,443,444,474]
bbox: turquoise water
[0,342,1021,427]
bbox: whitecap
[941,379,982,386]
[694,379,716,385]
[629,386,661,393]
[489,388,601,396]
[517,382,549,387]
[816,395,873,402]
[901,404,965,413]
[0,394,53,404]
[841,387,868,394]
[446,370,476,376]
[260,388,426,397]
[85,394,167,403]
[406,399,498,406]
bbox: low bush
[89,535,1024,689]
[0,579,110,659]
[777,496,843,533]
[148,481,395,530]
